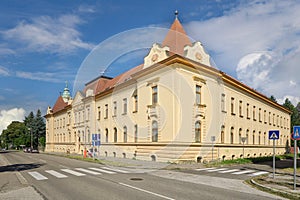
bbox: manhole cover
[130,177,143,181]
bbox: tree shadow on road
[0,163,44,172]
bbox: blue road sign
[92,134,101,146]
[293,126,300,140]
[269,130,279,140]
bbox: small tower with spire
[62,81,71,102]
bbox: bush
[247,156,280,163]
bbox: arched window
[152,121,158,142]
[123,126,127,143]
[230,127,234,144]
[114,127,117,143]
[221,125,225,143]
[195,121,201,143]
[105,128,108,143]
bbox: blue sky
[1,0,300,132]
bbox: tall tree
[34,109,46,148]
[282,98,300,146]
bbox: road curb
[250,178,299,199]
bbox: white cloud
[0,108,26,134]
[277,95,300,106]
[185,0,300,105]
[15,70,73,83]
[0,47,15,56]
[236,51,279,90]
[2,14,95,54]
[0,66,10,76]
[78,5,96,13]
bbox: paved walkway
[0,152,44,200]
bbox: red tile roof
[162,18,192,56]
[52,96,67,113]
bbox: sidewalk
[0,151,44,200]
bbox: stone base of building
[45,142,289,163]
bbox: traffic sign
[92,133,101,146]
[269,130,279,140]
[293,126,300,140]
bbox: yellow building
[45,15,291,162]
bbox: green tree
[0,121,29,149]
[34,109,46,148]
[270,95,277,103]
[282,98,300,146]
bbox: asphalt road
[0,151,282,200]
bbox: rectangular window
[264,110,267,124]
[231,97,235,115]
[253,106,256,121]
[123,98,127,114]
[269,112,271,125]
[113,101,117,116]
[152,86,158,104]
[196,85,201,105]
[105,104,108,119]
[273,113,275,126]
[221,93,226,112]
[133,95,138,112]
[246,103,250,119]
[259,108,262,122]
[239,100,243,117]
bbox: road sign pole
[273,139,275,179]
[294,140,297,190]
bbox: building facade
[45,16,291,162]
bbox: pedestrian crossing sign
[268,130,279,140]
[293,126,300,140]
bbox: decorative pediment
[184,42,211,66]
[72,91,84,105]
[143,43,169,68]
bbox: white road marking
[119,182,175,200]
[75,168,101,175]
[45,170,68,178]
[195,168,215,171]
[248,171,269,176]
[232,170,255,175]
[206,168,228,172]
[28,171,48,180]
[61,169,86,176]
[218,169,240,173]
[89,167,116,174]
[102,167,128,173]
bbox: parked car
[31,149,39,153]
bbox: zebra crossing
[194,167,269,177]
[28,166,130,181]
